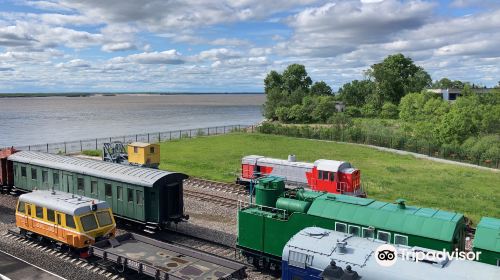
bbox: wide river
[0,94,265,147]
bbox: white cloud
[101,42,137,52]
[210,38,249,46]
[198,48,241,61]
[56,58,91,68]
[126,50,185,64]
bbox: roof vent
[336,240,348,254]
[396,199,406,209]
[288,154,296,162]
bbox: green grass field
[159,133,499,224]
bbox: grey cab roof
[9,151,186,187]
[19,190,110,216]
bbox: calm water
[0,94,265,147]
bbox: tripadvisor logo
[375,244,397,267]
[375,244,482,267]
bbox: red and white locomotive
[238,155,365,197]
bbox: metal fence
[11,124,251,155]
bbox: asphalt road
[0,250,66,280]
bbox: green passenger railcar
[237,188,466,268]
[8,151,187,228]
[473,217,500,266]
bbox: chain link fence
[8,124,251,155]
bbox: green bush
[81,149,102,157]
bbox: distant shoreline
[0,92,264,98]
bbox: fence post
[136,135,138,142]
[148,133,150,142]
[28,145,31,151]
[46,143,49,153]
[80,140,82,152]
[208,127,210,135]
[169,131,172,140]
[109,137,111,143]
[64,142,67,154]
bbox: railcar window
[42,171,48,183]
[31,169,37,180]
[35,206,44,219]
[117,186,122,200]
[17,201,25,213]
[77,178,84,191]
[53,173,59,186]
[335,222,347,233]
[377,231,391,242]
[127,189,133,202]
[47,209,55,222]
[21,167,26,177]
[348,225,361,236]
[150,147,154,153]
[136,190,143,205]
[27,204,32,216]
[65,214,76,228]
[96,211,112,227]
[318,170,328,180]
[134,147,138,153]
[91,181,97,194]
[105,184,112,197]
[394,234,408,246]
[80,214,98,231]
[362,227,374,238]
[330,172,335,181]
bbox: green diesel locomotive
[237,176,469,270]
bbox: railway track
[184,177,248,195]
[160,228,246,264]
[184,189,241,209]
[2,229,126,280]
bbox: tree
[281,64,312,93]
[264,70,282,93]
[262,64,312,120]
[367,53,431,105]
[263,87,284,119]
[380,102,399,119]
[437,95,482,143]
[310,81,332,95]
[361,103,379,118]
[337,80,375,107]
[311,96,337,122]
[432,78,466,89]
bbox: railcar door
[55,212,64,241]
[62,173,73,193]
[24,203,32,228]
[125,186,136,219]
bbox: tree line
[262,53,500,163]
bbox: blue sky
[0,0,499,93]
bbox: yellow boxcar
[16,190,116,249]
[127,142,160,168]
